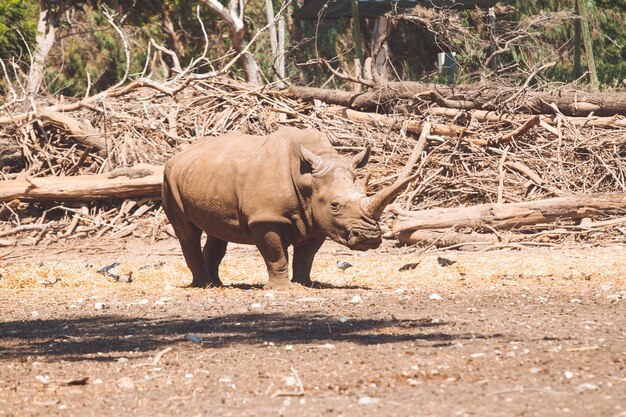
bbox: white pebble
[31,311,39,318]
[350,295,363,304]
[339,316,349,323]
[218,377,232,383]
[264,292,275,299]
[138,299,149,305]
[529,367,542,374]
[94,302,106,310]
[117,377,135,390]
[394,288,405,294]
[564,371,574,379]
[93,379,103,384]
[154,297,172,305]
[357,395,378,406]
[429,294,443,301]
[283,376,297,386]
[185,373,194,378]
[285,345,294,351]
[250,303,262,309]
[35,375,50,385]
[577,382,599,392]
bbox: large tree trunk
[0,165,164,203]
[392,192,626,237]
[200,0,262,86]
[26,4,58,96]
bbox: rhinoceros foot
[189,279,223,289]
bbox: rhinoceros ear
[352,146,371,170]
[300,145,326,173]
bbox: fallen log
[37,110,106,152]
[392,192,626,235]
[0,164,164,203]
[324,106,464,137]
[287,84,626,117]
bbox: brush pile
[1,74,625,251]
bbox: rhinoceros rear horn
[363,174,418,220]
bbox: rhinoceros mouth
[346,227,382,251]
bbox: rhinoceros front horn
[362,174,418,220]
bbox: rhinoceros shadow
[0,313,507,362]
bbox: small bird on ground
[399,262,420,272]
[437,257,456,267]
[336,261,353,271]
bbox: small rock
[250,303,262,309]
[316,343,336,350]
[31,311,39,318]
[394,288,405,294]
[564,371,574,379]
[94,302,106,310]
[117,377,135,390]
[607,293,622,303]
[283,376,297,386]
[336,261,353,271]
[184,334,203,343]
[570,298,582,304]
[117,357,128,363]
[577,382,599,393]
[138,299,149,305]
[357,395,378,406]
[154,297,172,305]
[600,282,613,292]
[285,345,294,351]
[93,379,103,385]
[429,293,443,301]
[529,367,542,374]
[470,353,485,358]
[117,274,132,284]
[264,292,275,299]
[350,295,362,304]
[185,373,194,378]
[339,316,349,323]
[218,377,232,383]
[35,375,50,385]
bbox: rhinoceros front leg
[292,235,326,286]
[250,224,294,290]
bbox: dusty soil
[0,238,625,417]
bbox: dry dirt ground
[0,238,625,417]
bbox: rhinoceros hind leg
[251,224,295,290]
[176,227,212,288]
[202,236,226,287]
[292,235,326,286]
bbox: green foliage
[0,0,37,60]
[4,0,624,97]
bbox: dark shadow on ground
[0,312,504,361]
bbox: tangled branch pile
[1,74,625,250]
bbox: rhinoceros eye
[330,201,342,213]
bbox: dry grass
[1,244,624,293]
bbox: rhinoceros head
[301,145,415,251]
